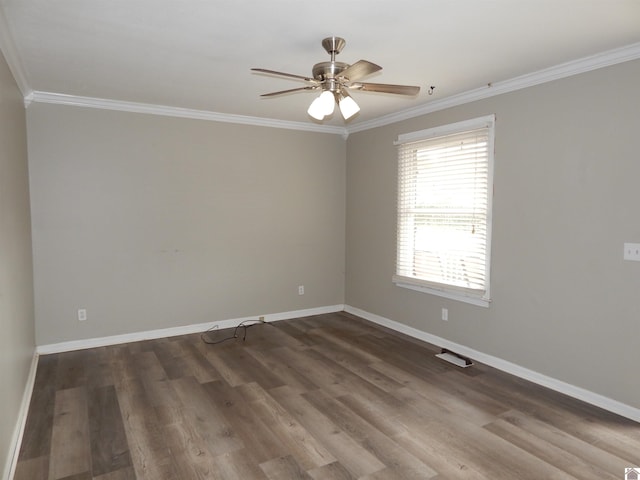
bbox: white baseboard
[34,302,639,424]
[36,304,345,355]
[344,305,640,424]
[3,350,38,480]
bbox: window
[393,115,495,307]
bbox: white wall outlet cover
[624,243,640,261]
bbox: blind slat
[396,118,493,296]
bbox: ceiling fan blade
[251,68,316,83]
[260,86,318,97]
[338,60,382,82]
[350,82,420,95]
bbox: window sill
[393,276,491,308]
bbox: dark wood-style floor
[14,312,640,479]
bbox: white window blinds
[394,115,495,306]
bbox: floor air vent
[435,348,474,368]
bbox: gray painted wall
[16,55,640,438]
[346,59,640,409]
[27,105,346,345]
[0,50,35,477]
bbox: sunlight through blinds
[395,116,494,304]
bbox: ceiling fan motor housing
[314,37,350,92]
[312,61,349,85]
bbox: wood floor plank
[88,385,132,477]
[308,337,406,394]
[307,312,378,336]
[272,319,321,347]
[125,340,156,355]
[85,347,115,390]
[353,334,450,378]
[206,341,285,389]
[131,351,167,382]
[177,338,222,383]
[361,466,437,480]
[259,455,314,480]
[244,346,319,393]
[464,366,640,463]
[301,389,439,479]
[150,339,187,380]
[307,461,357,480]
[93,466,137,480]
[270,385,386,478]
[108,345,141,388]
[484,413,619,480]
[302,389,374,442]
[13,455,49,480]
[485,409,635,477]
[169,376,245,456]
[125,349,185,426]
[202,380,289,463]
[334,391,409,438]
[56,472,92,480]
[206,449,270,480]
[238,382,337,471]
[373,360,510,423]
[271,345,406,405]
[143,378,184,426]
[307,327,386,365]
[18,354,57,460]
[49,387,91,480]
[120,411,178,480]
[264,346,337,391]
[196,341,258,387]
[114,378,159,426]
[162,449,209,480]
[395,413,577,480]
[115,376,178,480]
[239,321,312,351]
[15,311,640,480]
[324,366,408,415]
[393,383,498,428]
[54,351,89,391]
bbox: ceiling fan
[251,37,421,121]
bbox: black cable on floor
[200,319,267,345]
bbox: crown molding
[347,41,640,134]
[29,91,349,136]
[0,7,33,103]
[23,41,640,136]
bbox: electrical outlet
[624,243,640,261]
[298,285,304,295]
[78,309,87,321]
[259,316,265,323]
[441,308,448,321]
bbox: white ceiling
[2,0,640,129]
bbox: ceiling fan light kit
[338,92,360,120]
[308,90,336,120]
[252,36,420,122]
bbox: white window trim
[392,275,491,307]
[393,114,495,308]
